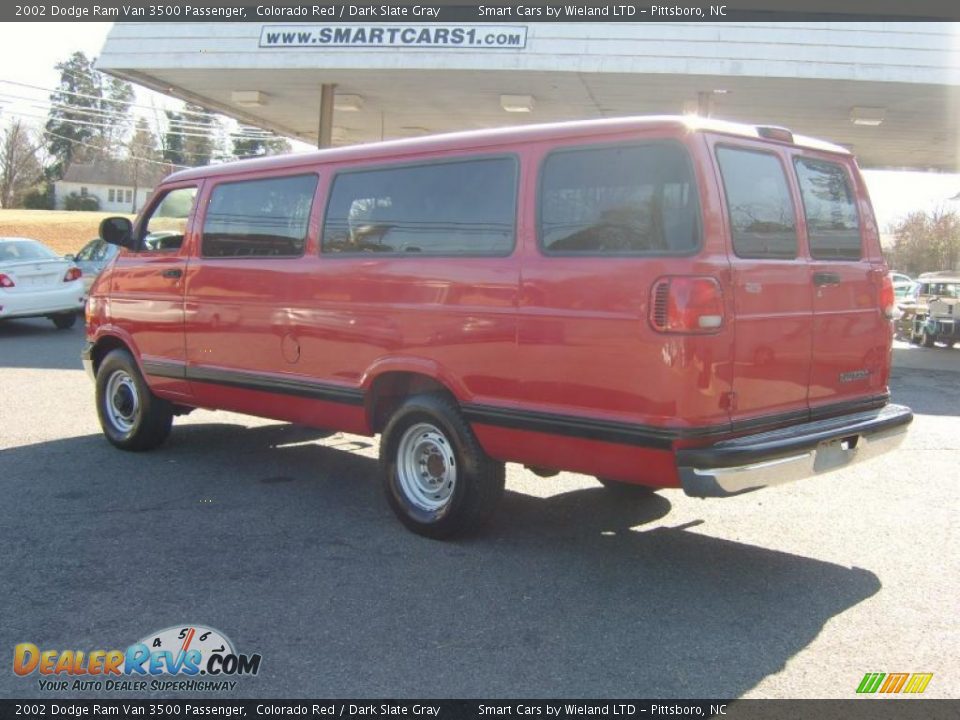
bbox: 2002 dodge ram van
[84,116,913,538]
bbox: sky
[0,22,957,230]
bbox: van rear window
[716,147,797,259]
[793,157,862,260]
[322,157,517,256]
[539,142,700,255]
[202,174,318,258]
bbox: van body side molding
[462,404,695,449]
[154,365,366,406]
[142,359,187,379]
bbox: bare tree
[887,207,960,275]
[0,119,43,208]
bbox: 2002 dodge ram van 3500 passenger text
[83,116,913,538]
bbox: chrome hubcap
[105,369,139,434]
[396,422,457,512]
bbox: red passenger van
[84,116,912,538]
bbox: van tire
[380,394,504,539]
[96,349,173,451]
[596,477,657,496]
[51,313,77,330]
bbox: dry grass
[0,209,135,256]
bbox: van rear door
[712,140,813,427]
[792,154,890,414]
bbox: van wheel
[380,394,504,539]
[596,478,657,496]
[96,349,173,451]
[51,313,77,330]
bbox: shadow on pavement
[2,422,881,699]
[890,365,960,417]
[0,317,85,370]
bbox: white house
[55,160,171,213]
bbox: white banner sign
[259,24,528,49]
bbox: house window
[108,189,115,202]
[126,189,133,203]
[80,187,88,196]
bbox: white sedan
[0,237,85,329]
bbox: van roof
[165,115,852,184]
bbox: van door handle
[813,272,841,286]
[161,269,183,279]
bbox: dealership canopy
[97,21,960,170]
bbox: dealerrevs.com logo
[13,625,261,692]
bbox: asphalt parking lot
[1,321,957,700]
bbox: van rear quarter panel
[511,129,734,427]
[471,128,734,485]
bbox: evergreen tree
[182,103,217,167]
[162,110,187,166]
[163,105,219,167]
[44,51,135,179]
[232,127,292,159]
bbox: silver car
[0,237,85,329]
[68,238,120,294]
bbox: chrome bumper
[678,404,913,497]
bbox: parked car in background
[0,237,84,329]
[898,273,960,347]
[68,238,119,295]
[891,272,913,297]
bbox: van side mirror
[100,217,135,249]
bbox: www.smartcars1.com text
[18,4,727,20]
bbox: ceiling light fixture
[500,94,535,113]
[231,90,265,107]
[335,94,365,112]
[850,107,885,126]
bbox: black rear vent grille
[651,280,670,330]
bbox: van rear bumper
[677,403,913,497]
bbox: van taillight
[63,267,82,282]
[880,273,895,319]
[649,276,724,333]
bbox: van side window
[139,187,197,253]
[322,157,516,255]
[539,143,700,255]
[716,147,797,259]
[794,158,861,260]
[202,174,318,258]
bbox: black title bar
[2,700,959,720]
